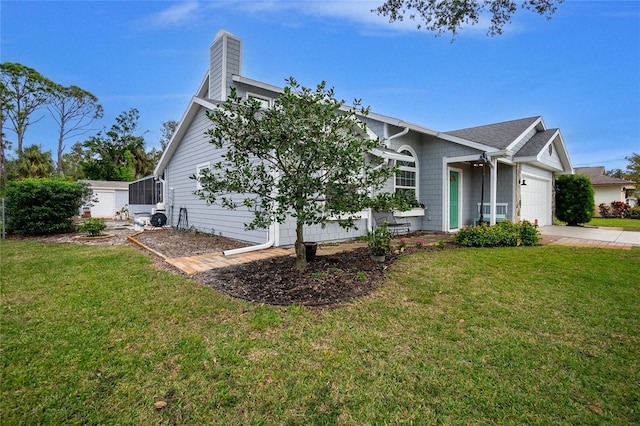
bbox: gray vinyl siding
[209,41,224,101]
[164,106,267,244]
[421,136,479,231]
[278,219,369,247]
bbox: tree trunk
[0,121,6,187]
[56,125,65,176]
[294,220,307,272]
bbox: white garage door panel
[521,177,551,226]
[91,190,116,217]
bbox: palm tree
[16,144,54,178]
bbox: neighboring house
[574,166,636,215]
[80,180,130,218]
[153,30,574,247]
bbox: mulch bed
[195,244,460,307]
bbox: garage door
[91,190,116,218]
[521,177,551,226]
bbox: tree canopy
[196,78,398,271]
[80,108,152,181]
[48,84,103,175]
[1,62,55,153]
[374,0,563,36]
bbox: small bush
[600,201,633,218]
[453,220,540,247]
[4,178,92,235]
[368,223,393,256]
[78,218,107,237]
[629,206,640,219]
[599,203,612,218]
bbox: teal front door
[449,170,459,229]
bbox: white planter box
[393,208,426,217]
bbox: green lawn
[588,217,640,231]
[1,241,639,425]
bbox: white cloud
[138,1,524,38]
[139,1,201,29]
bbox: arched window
[395,147,418,204]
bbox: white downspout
[222,221,275,256]
[222,165,279,256]
[384,124,410,148]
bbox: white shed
[80,180,130,218]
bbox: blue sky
[2,0,639,170]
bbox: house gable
[444,116,541,150]
[445,116,572,173]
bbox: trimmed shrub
[78,218,107,237]
[453,220,541,247]
[4,178,92,235]
[555,174,594,225]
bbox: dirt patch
[133,229,248,258]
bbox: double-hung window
[395,148,418,202]
[196,161,210,190]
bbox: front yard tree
[48,85,103,175]
[197,78,396,272]
[374,0,563,37]
[555,174,594,226]
[0,62,55,153]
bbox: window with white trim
[247,93,271,109]
[395,148,418,203]
[196,161,210,190]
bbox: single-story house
[152,30,574,248]
[80,180,130,218]
[574,166,636,214]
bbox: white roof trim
[232,75,283,94]
[514,129,573,174]
[363,110,497,152]
[154,96,218,175]
[506,116,544,151]
[370,147,414,162]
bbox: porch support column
[489,159,498,225]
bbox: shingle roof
[575,167,635,186]
[515,129,558,157]
[444,116,540,149]
[80,180,131,190]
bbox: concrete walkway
[539,225,640,250]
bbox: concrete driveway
[540,225,640,248]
